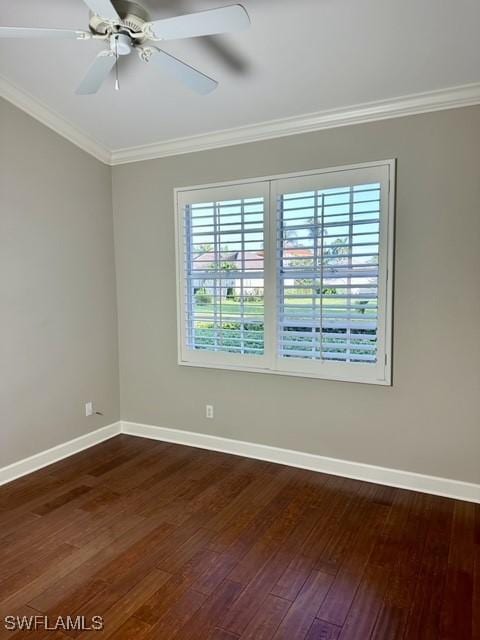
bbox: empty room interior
[1,0,479,638]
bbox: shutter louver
[184,196,266,356]
[277,183,381,364]
[177,162,393,385]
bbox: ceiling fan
[0,0,250,95]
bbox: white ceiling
[1,0,479,152]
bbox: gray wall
[112,106,480,485]
[0,98,119,467]
[2,99,478,484]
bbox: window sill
[178,358,392,386]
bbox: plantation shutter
[272,165,391,382]
[176,162,393,384]
[177,182,270,369]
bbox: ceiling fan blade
[0,26,91,39]
[142,47,218,95]
[144,4,250,41]
[81,0,119,22]
[76,50,117,95]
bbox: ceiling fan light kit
[0,0,250,95]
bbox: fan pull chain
[114,36,120,91]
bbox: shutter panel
[277,182,381,364]
[181,190,267,360]
[176,162,393,384]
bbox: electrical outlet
[206,404,214,419]
[85,401,94,417]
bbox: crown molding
[111,82,480,166]
[2,76,480,167]
[0,74,111,165]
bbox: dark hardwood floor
[0,435,478,639]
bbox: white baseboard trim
[121,421,480,504]
[2,420,478,504]
[0,422,121,487]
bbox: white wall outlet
[85,401,94,417]
[206,404,214,419]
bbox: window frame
[175,159,395,385]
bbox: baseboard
[0,422,121,487]
[121,421,480,504]
[2,419,478,503]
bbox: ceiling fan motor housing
[89,0,150,43]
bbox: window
[176,161,394,384]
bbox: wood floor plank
[75,568,171,639]
[133,549,220,627]
[0,516,167,619]
[108,616,152,640]
[305,619,342,640]
[44,436,145,484]
[205,466,295,537]
[271,571,333,640]
[190,551,239,598]
[98,442,172,493]
[137,587,207,640]
[0,511,40,546]
[260,503,330,604]
[335,563,389,640]
[271,553,317,602]
[0,474,62,511]
[177,459,259,526]
[402,495,454,640]
[10,628,69,640]
[269,477,359,604]
[0,476,98,533]
[0,435,477,640]
[192,486,299,599]
[227,482,313,585]
[0,508,93,579]
[209,630,239,640]
[172,580,243,640]
[473,545,480,640]
[316,488,388,627]
[64,507,145,548]
[219,547,299,635]
[0,605,48,640]
[438,500,476,640]
[240,594,290,640]
[314,483,384,576]
[339,490,413,640]
[27,515,168,614]
[0,543,76,604]
[127,450,223,518]
[370,491,433,640]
